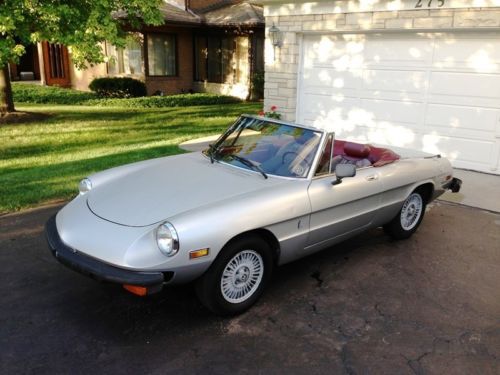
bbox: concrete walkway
[180,134,220,152]
[179,138,500,213]
[440,169,500,213]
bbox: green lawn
[0,102,260,214]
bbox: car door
[305,136,385,253]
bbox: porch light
[269,24,282,48]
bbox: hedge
[87,93,242,107]
[12,83,96,104]
[12,83,242,107]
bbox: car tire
[195,235,273,316]
[383,189,427,240]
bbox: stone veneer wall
[263,5,500,122]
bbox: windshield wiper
[228,154,268,179]
[207,143,219,164]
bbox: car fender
[169,178,312,270]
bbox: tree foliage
[0,0,164,69]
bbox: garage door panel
[363,36,433,67]
[304,36,364,67]
[426,95,500,110]
[433,38,500,73]
[362,69,427,94]
[429,71,500,100]
[302,67,360,92]
[360,90,424,102]
[299,98,413,134]
[360,99,423,126]
[300,96,360,126]
[425,104,498,134]
[421,135,495,168]
[302,88,359,99]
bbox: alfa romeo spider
[46,115,461,315]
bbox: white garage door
[297,32,500,174]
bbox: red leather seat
[316,139,400,174]
[336,140,400,167]
[344,142,371,159]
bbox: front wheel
[383,190,426,240]
[195,236,273,316]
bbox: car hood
[87,152,285,227]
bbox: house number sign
[415,0,446,8]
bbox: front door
[42,42,71,87]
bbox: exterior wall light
[269,24,282,48]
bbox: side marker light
[189,248,209,260]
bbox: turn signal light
[123,284,148,296]
[189,248,209,259]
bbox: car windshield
[205,116,323,178]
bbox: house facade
[260,0,500,174]
[8,0,265,99]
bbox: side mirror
[332,164,356,185]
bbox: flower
[258,105,281,120]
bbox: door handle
[366,174,379,181]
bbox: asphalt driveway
[1,202,499,374]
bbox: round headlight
[79,178,92,195]
[156,222,179,257]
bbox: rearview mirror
[332,164,356,185]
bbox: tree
[0,0,163,114]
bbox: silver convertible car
[46,115,461,315]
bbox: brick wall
[263,4,500,121]
[144,29,194,95]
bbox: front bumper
[45,214,165,292]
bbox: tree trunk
[0,66,15,115]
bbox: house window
[147,34,177,76]
[195,35,249,84]
[106,36,143,76]
[194,37,207,81]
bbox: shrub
[12,83,96,104]
[89,77,147,98]
[88,93,241,108]
[12,83,242,108]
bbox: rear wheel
[383,190,426,240]
[195,236,273,316]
